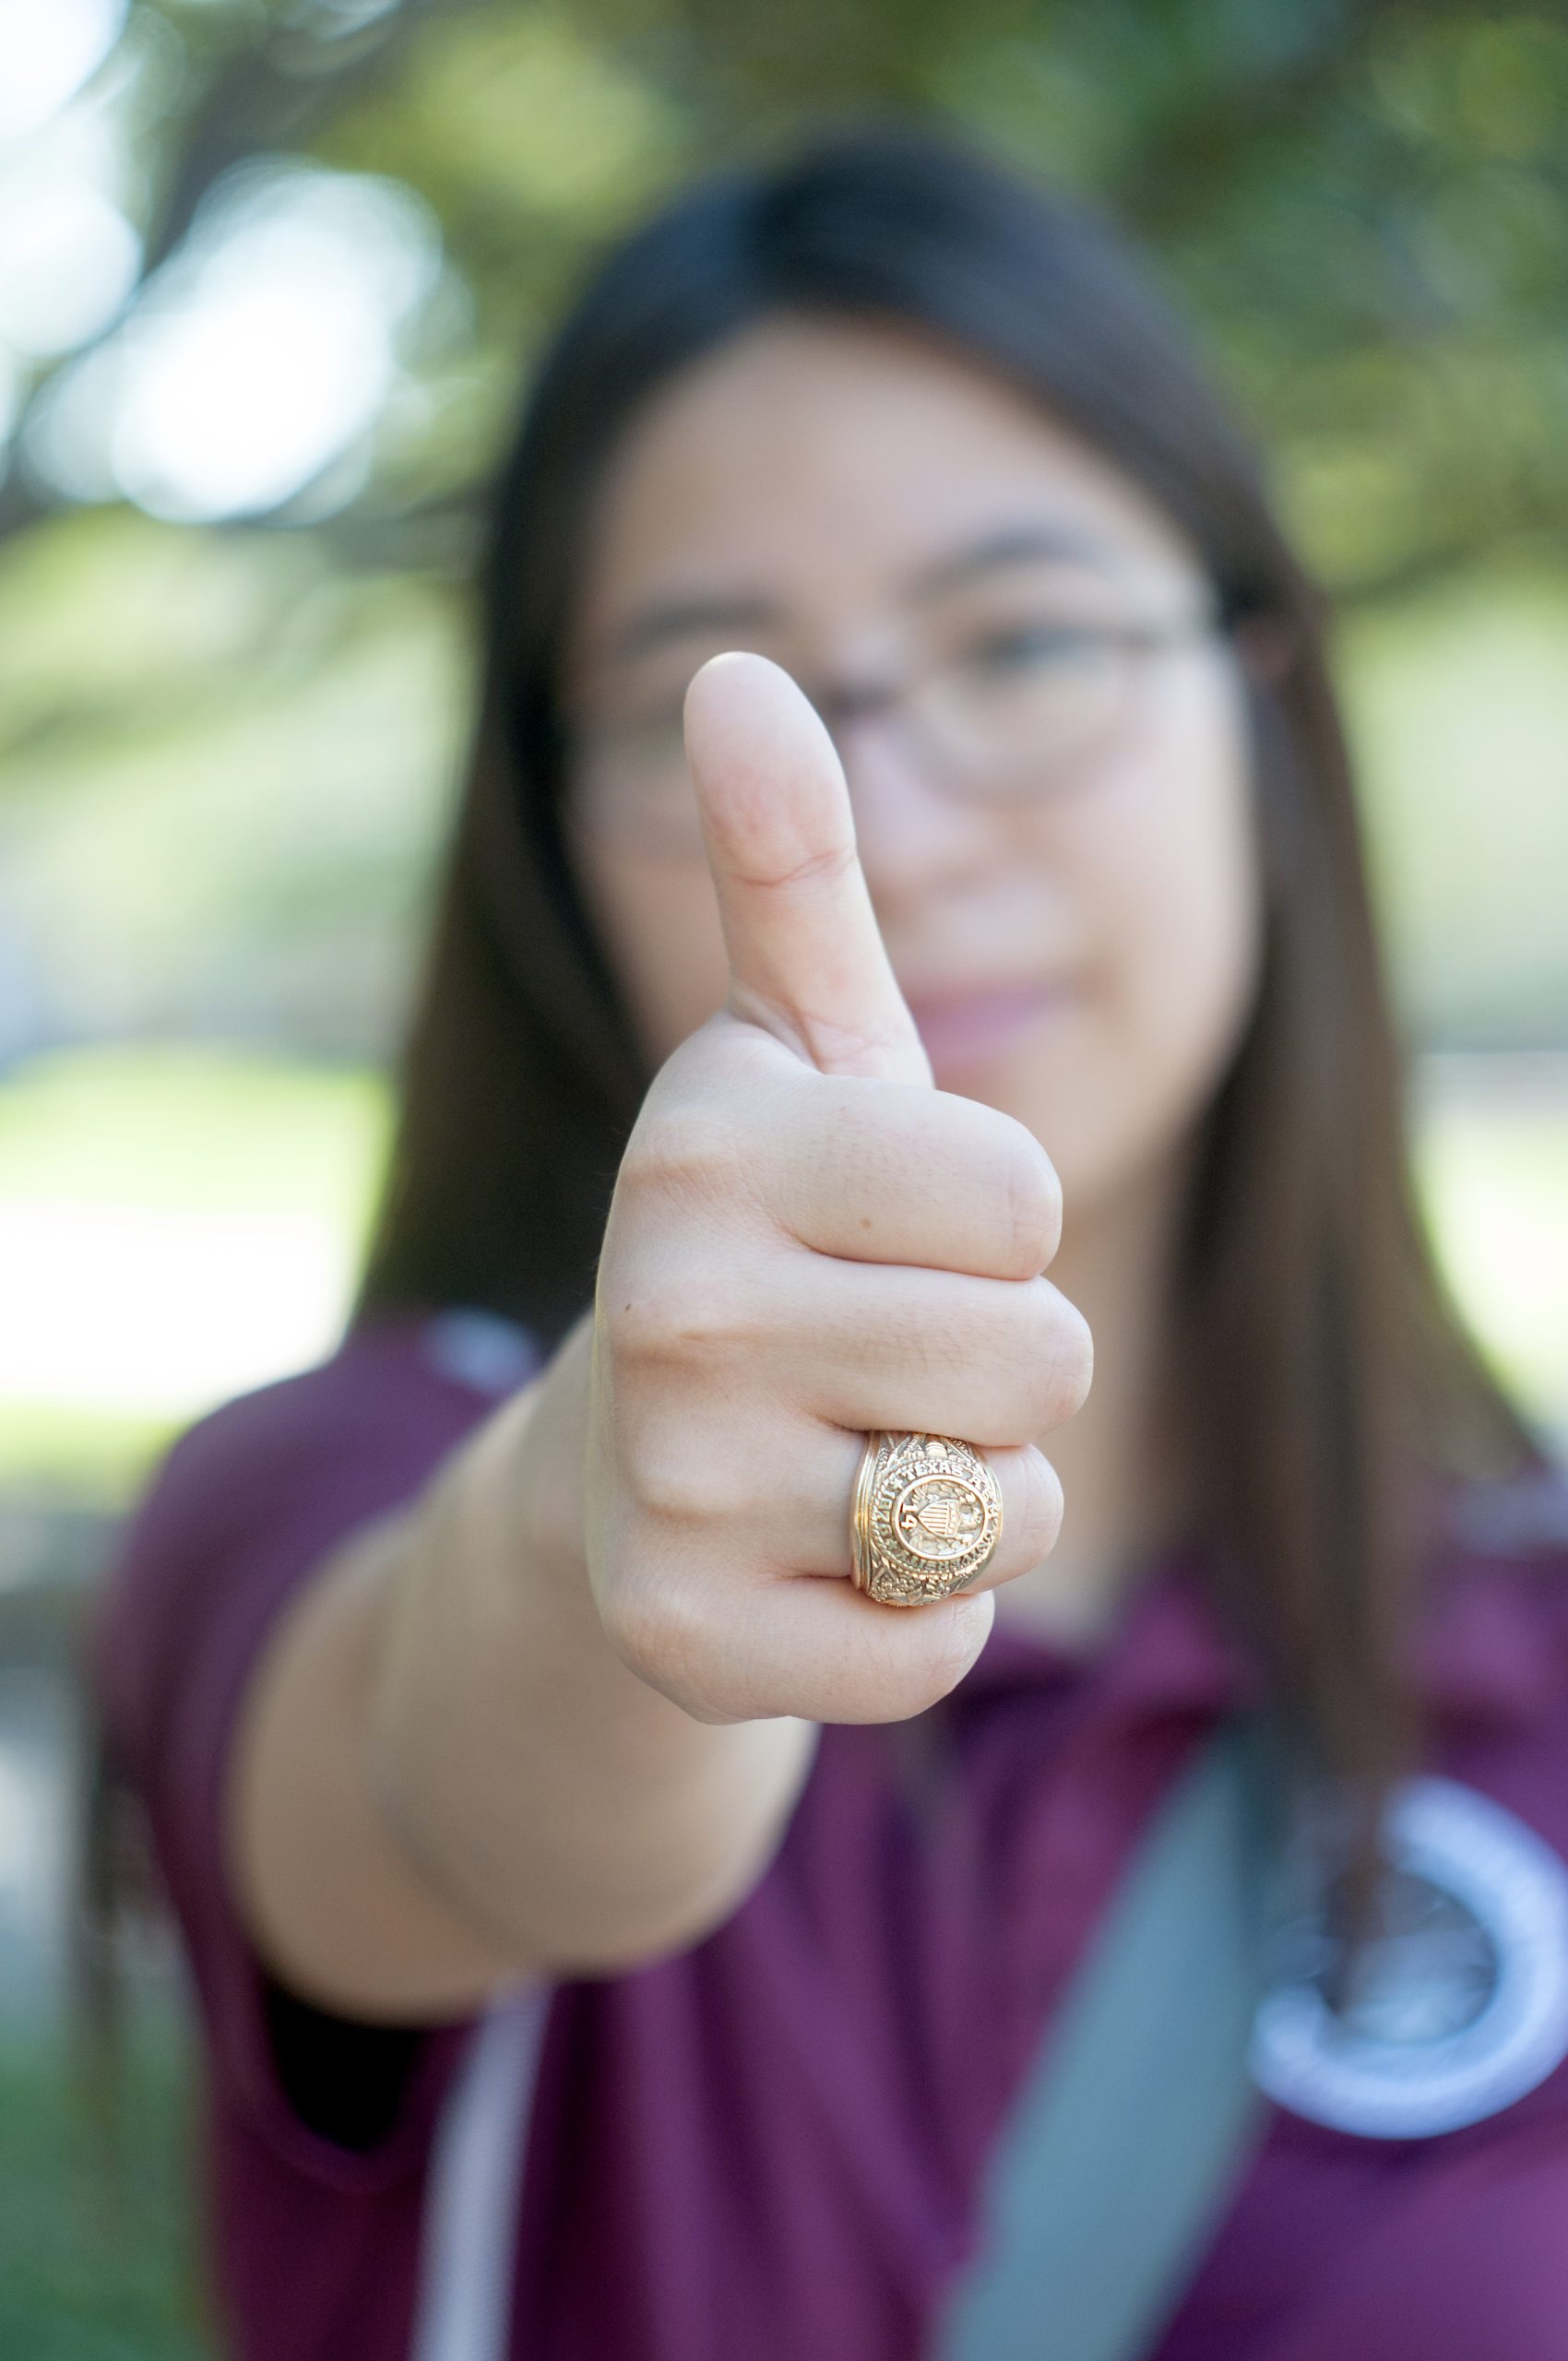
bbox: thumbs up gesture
[585,653,1093,1726]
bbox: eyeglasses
[566,600,1226,855]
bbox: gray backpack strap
[934,1717,1283,2361]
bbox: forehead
[571,314,1204,652]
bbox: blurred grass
[0,1408,179,1506]
[1412,1067,1568,1450]
[0,2028,212,2359]
[0,1039,1564,1508]
[0,1046,389,1216]
[0,1048,389,1502]
[1339,571,1568,1048]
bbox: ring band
[850,1431,1004,1607]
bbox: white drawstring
[409,1984,548,2361]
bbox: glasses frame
[566,599,1230,854]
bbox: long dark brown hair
[358,120,1541,1905]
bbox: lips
[902,978,1085,1067]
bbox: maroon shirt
[94,1315,1568,2360]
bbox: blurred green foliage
[52,0,1568,598]
[1,0,1565,1065]
[0,508,468,1057]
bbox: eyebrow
[592,519,1124,669]
[903,521,1121,601]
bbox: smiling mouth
[903,979,1085,1065]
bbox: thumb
[683,651,932,1086]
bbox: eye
[960,622,1103,679]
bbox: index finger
[683,651,932,1086]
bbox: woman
[95,123,1568,2361]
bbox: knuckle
[849,1593,991,1720]
[1014,1287,1092,1431]
[601,1288,679,1371]
[1043,1298,1095,1424]
[598,1575,670,1681]
[618,1104,748,1210]
[732,836,859,899]
[1019,1447,1066,1554]
[600,1568,715,1697]
[995,1132,1063,1278]
[897,1597,994,1714]
[606,1275,756,1375]
[625,1435,744,1527]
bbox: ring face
[852,1432,1003,1606]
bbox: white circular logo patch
[1250,1776,1568,2138]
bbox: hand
[582,652,1093,1726]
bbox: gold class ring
[850,1431,1004,1607]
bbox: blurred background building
[0,2,1564,2351]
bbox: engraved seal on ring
[856,1433,1002,1604]
[894,1474,988,1561]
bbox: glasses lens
[573,710,703,849]
[915,624,1125,787]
